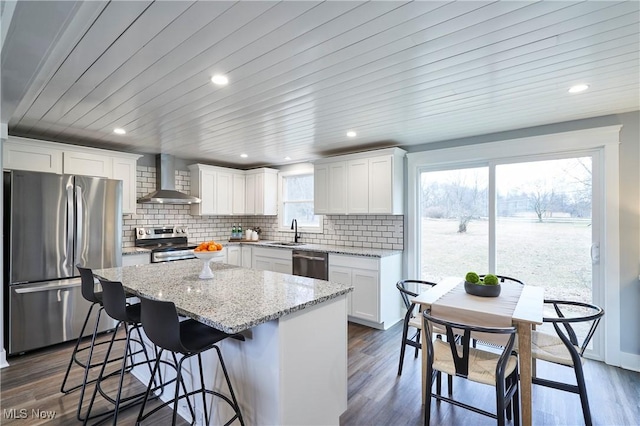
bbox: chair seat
[409,316,447,336]
[124,303,141,323]
[433,339,518,386]
[179,319,232,354]
[531,331,582,367]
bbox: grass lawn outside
[420,217,593,303]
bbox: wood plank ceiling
[2,1,639,168]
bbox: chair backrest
[139,296,185,353]
[479,274,524,286]
[98,278,130,322]
[77,265,100,303]
[422,309,516,379]
[542,300,604,357]
[396,279,436,310]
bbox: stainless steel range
[135,227,196,263]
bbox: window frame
[277,164,324,234]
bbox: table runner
[430,281,523,346]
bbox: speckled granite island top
[93,259,353,334]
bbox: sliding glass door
[419,156,595,298]
[418,153,600,356]
[495,157,593,304]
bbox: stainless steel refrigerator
[3,170,121,354]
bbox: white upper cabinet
[245,168,278,216]
[232,172,246,215]
[313,163,329,214]
[313,161,347,215]
[3,138,62,174]
[329,162,348,213]
[112,157,139,215]
[189,165,276,216]
[3,137,140,214]
[215,170,233,215]
[63,151,112,177]
[189,164,232,216]
[347,158,369,214]
[314,148,405,215]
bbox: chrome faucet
[291,219,300,243]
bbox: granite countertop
[93,260,353,334]
[124,241,401,258]
[223,240,402,258]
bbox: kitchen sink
[267,242,306,247]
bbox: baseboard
[0,348,9,369]
[348,316,401,330]
[619,351,640,372]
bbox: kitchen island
[94,259,352,425]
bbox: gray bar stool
[135,296,245,426]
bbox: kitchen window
[278,165,323,233]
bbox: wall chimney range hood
[137,154,201,204]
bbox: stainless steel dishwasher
[292,250,328,280]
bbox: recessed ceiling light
[113,128,126,135]
[240,153,248,158]
[211,74,229,86]
[346,131,357,137]
[284,156,291,161]
[568,84,589,93]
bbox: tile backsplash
[123,165,404,250]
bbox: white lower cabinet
[241,246,252,268]
[210,252,228,263]
[122,253,150,266]
[252,247,292,274]
[226,246,241,266]
[329,253,402,330]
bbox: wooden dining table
[412,277,544,426]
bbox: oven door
[151,250,195,263]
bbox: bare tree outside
[529,181,555,223]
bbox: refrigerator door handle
[67,183,75,272]
[75,184,83,266]
[14,282,81,294]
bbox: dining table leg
[517,322,533,426]
[420,324,427,405]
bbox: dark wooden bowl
[464,281,501,297]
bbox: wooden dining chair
[422,309,519,426]
[397,280,453,396]
[396,279,436,375]
[531,300,604,426]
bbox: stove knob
[146,230,152,235]
[137,229,144,236]
[180,228,185,233]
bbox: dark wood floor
[1,322,638,425]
